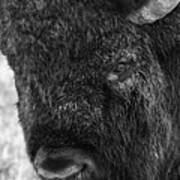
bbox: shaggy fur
[0,0,179,180]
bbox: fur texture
[0,0,179,180]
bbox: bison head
[0,0,179,180]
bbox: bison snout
[33,147,103,180]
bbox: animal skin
[0,0,179,180]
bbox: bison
[0,0,180,180]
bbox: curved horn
[127,0,180,24]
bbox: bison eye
[107,64,135,83]
[106,54,139,93]
[106,69,136,94]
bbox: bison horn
[127,0,180,24]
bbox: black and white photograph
[0,0,179,180]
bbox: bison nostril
[33,147,100,179]
[41,157,79,172]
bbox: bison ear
[127,0,180,24]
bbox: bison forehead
[0,0,149,64]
